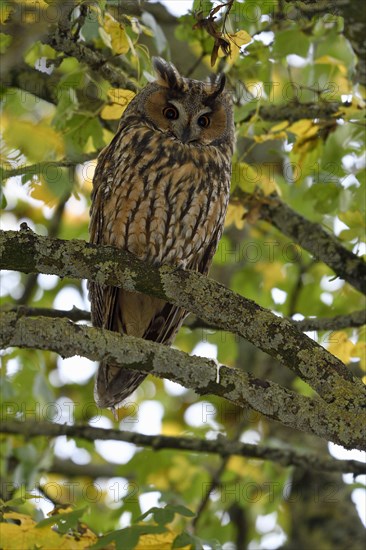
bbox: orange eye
[163,106,179,120]
[197,115,210,128]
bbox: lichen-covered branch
[292,309,366,332]
[241,102,340,123]
[188,309,366,333]
[5,305,365,333]
[5,305,91,323]
[41,22,137,91]
[237,191,366,295]
[1,229,365,411]
[2,420,365,475]
[1,312,365,450]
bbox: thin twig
[193,418,247,529]
[1,421,365,475]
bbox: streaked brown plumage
[89,57,234,411]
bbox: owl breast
[102,122,232,270]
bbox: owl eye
[197,114,210,128]
[163,106,179,120]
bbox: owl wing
[89,143,150,408]
[145,220,225,345]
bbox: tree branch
[4,305,91,323]
[5,305,364,333]
[41,23,137,91]
[1,230,365,411]
[1,156,95,180]
[2,63,59,104]
[241,102,340,123]
[237,191,366,295]
[1,420,365,475]
[1,312,365,450]
[188,309,366,332]
[293,310,366,332]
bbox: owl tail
[94,361,146,411]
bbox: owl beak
[180,126,193,144]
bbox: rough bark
[1,312,365,450]
[237,191,366,295]
[1,229,365,411]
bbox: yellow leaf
[288,120,320,157]
[339,210,366,229]
[253,131,287,143]
[227,456,247,476]
[226,30,252,63]
[162,421,184,436]
[270,121,289,133]
[315,55,347,74]
[101,89,136,120]
[0,511,97,550]
[2,116,64,162]
[351,342,366,371]
[104,13,129,54]
[167,456,198,491]
[260,171,280,195]
[29,178,57,204]
[225,203,246,229]
[232,162,280,196]
[137,529,190,549]
[254,261,286,291]
[328,331,355,364]
[232,162,260,194]
[287,120,313,136]
[0,2,12,23]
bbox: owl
[89,57,234,411]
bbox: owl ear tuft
[207,73,226,101]
[153,57,182,90]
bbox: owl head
[124,57,234,148]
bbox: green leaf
[0,184,7,208]
[173,531,202,549]
[0,32,12,53]
[90,525,167,550]
[273,29,310,58]
[166,504,195,518]
[137,504,195,526]
[63,115,104,156]
[36,506,88,534]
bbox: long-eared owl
[89,57,234,411]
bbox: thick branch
[237,192,366,295]
[1,312,365,450]
[1,230,365,410]
[2,420,365,475]
[3,63,59,104]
